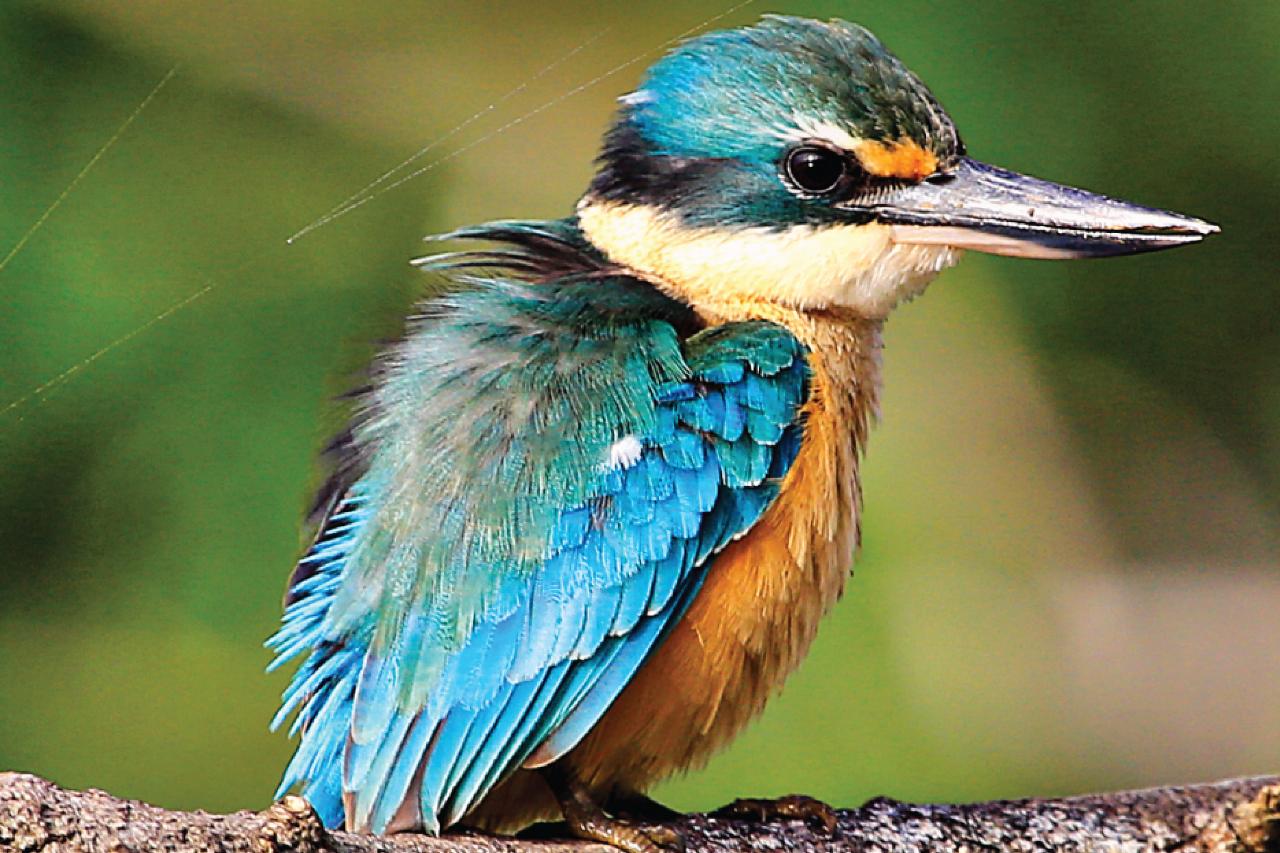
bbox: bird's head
[577,16,1216,319]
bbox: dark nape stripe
[588,121,729,208]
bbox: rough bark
[1,771,1277,853]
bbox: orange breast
[565,313,878,796]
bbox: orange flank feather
[468,308,882,830]
[854,137,939,182]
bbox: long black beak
[866,157,1218,258]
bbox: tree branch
[2,771,1277,853]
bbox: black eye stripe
[783,144,851,194]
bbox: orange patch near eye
[854,138,938,181]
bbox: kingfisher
[267,16,1216,852]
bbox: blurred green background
[1,0,1277,821]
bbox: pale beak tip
[1162,212,1219,238]
[1156,213,1219,247]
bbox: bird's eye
[784,145,847,194]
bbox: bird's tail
[267,492,372,829]
[268,635,363,827]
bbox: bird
[266,15,1216,852]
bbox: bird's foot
[543,767,685,853]
[715,794,839,834]
[565,814,685,853]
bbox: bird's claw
[630,822,686,853]
[716,794,839,834]
[565,815,685,853]
[543,766,685,853]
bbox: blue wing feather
[369,708,435,832]
[442,661,574,826]
[268,251,809,833]
[525,570,706,768]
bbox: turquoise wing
[268,278,809,834]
